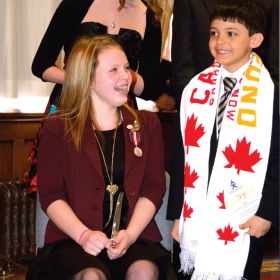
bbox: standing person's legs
[243,235,267,280]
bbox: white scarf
[179,53,274,279]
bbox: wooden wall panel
[0,113,42,181]
[0,142,13,180]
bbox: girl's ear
[250,33,264,49]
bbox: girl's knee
[126,260,159,280]
[73,267,107,280]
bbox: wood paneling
[0,113,43,181]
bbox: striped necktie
[217,77,237,137]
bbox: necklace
[111,21,116,29]
[93,123,119,227]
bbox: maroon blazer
[37,107,165,245]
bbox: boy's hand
[171,219,180,242]
[239,215,272,238]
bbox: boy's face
[209,19,258,73]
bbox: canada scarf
[179,53,274,279]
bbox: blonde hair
[59,35,124,150]
[119,0,162,22]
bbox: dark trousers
[243,235,267,280]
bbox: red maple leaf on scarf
[223,137,262,174]
[184,163,199,189]
[217,224,239,245]
[217,191,226,209]
[185,114,205,154]
[183,202,193,220]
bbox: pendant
[133,120,140,131]
[106,184,118,195]
[111,21,116,29]
[134,146,143,157]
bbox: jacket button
[129,190,136,196]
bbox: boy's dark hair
[210,0,266,36]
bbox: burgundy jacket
[37,107,165,244]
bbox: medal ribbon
[129,130,141,146]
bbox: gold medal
[134,146,143,157]
[127,124,133,130]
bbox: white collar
[222,56,252,80]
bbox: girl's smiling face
[91,47,132,108]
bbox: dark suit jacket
[171,0,279,108]
[37,107,165,245]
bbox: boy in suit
[170,0,278,279]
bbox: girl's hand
[79,230,111,256]
[106,229,133,260]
